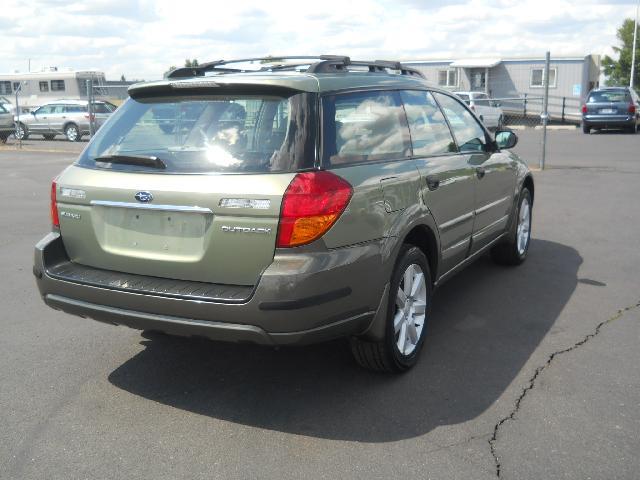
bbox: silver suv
[34,56,533,372]
[16,99,116,142]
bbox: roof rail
[165,55,424,79]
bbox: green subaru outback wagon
[34,56,534,372]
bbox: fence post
[523,93,527,119]
[15,89,21,149]
[561,97,566,124]
[87,79,95,136]
[541,51,551,170]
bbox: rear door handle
[476,167,486,179]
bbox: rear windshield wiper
[94,154,167,169]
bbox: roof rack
[165,55,425,79]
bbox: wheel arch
[402,224,439,284]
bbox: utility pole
[631,0,639,89]
[540,51,550,170]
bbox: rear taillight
[276,171,353,248]
[629,104,636,114]
[51,180,59,227]
[581,104,587,114]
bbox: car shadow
[108,239,580,442]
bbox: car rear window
[76,93,317,174]
[587,91,631,103]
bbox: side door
[433,92,517,254]
[47,105,66,133]
[401,90,475,275]
[29,105,53,132]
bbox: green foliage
[602,18,639,87]
[184,59,199,68]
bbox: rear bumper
[583,115,637,128]
[34,232,387,345]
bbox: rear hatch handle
[94,155,167,169]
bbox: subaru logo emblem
[134,191,153,203]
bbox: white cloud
[0,0,637,80]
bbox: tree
[602,18,639,88]
[184,59,199,68]
[120,74,126,82]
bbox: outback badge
[134,191,153,203]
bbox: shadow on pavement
[109,239,580,442]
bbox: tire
[350,245,432,373]
[43,134,55,141]
[64,123,81,142]
[16,123,28,140]
[491,188,532,266]
[582,123,590,134]
[627,123,638,134]
[0,134,7,144]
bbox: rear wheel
[350,245,432,373]
[491,188,532,265]
[64,123,81,142]
[627,123,638,134]
[582,123,590,134]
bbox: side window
[433,92,487,153]
[322,90,410,165]
[36,106,54,115]
[400,90,457,156]
[51,105,65,114]
[65,105,85,113]
[92,103,110,113]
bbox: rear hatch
[55,86,317,286]
[584,89,632,118]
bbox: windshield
[77,93,317,174]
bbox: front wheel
[491,188,532,265]
[350,245,432,373]
[64,123,81,142]
[16,123,28,140]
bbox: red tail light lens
[581,104,587,114]
[629,104,636,114]
[51,180,59,227]
[277,171,353,248]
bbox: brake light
[84,114,95,121]
[51,180,59,227]
[581,104,587,114]
[276,171,353,248]
[470,105,475,111]
[629,104,636,114]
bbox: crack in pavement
[488,300,640,478]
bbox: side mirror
[495,130,518,149]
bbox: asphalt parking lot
[1,129,639,479]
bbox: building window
[530,68,557,88]
[0,81,11,95]
[438,69,458,87]
[51,80,65,91]
[39,81,49,92]
[13,82,21,92]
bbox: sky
[0,0,638,81]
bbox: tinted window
[92,103,111,113]
[0,82,11,95]
[77,93,317,174]
[322,90,410,165]
[401,90,456,156]
[587,90,631,103]
[39,81,49,92]
[433,92,487,152]
[65,105,86,113]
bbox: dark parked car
[581,87,640,134]
[34,56,534,372]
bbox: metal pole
[15,90,21,149]
[631,0,639,89]
[86,79,94,136]
[541,51,551,170]
[562,97,566,123]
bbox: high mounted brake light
[276,171,353,248]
